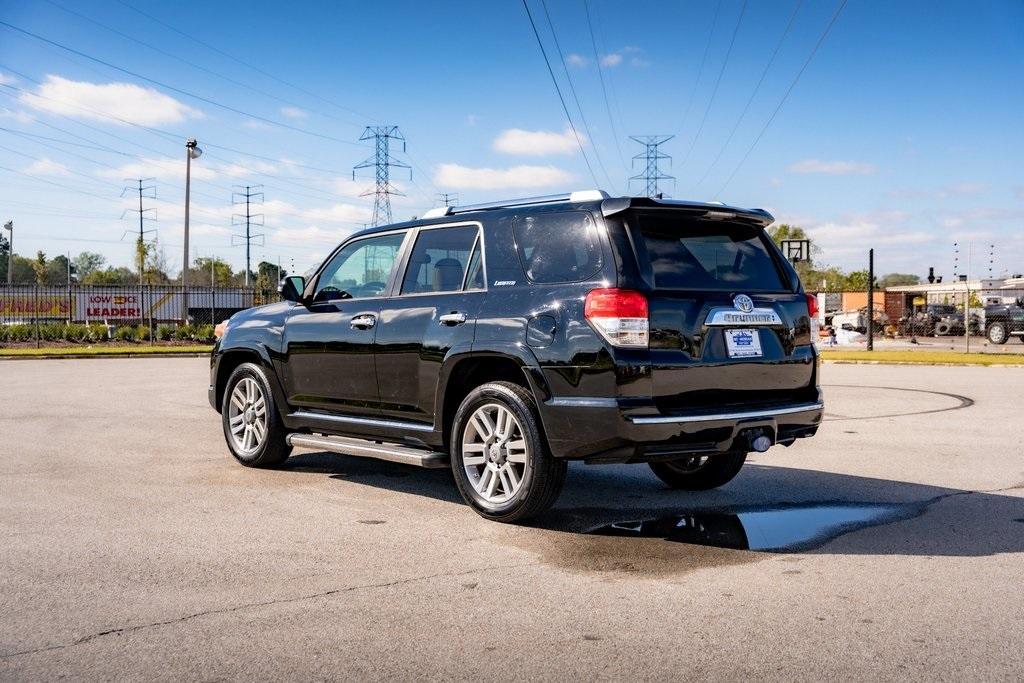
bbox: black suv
[984,297,1024,344]
[209,191,823,521]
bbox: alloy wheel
[461,403,529,505]
[228,377,268,454]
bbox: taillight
[805,293,818,318]
[805,293,820,340]
[585,288,649,348]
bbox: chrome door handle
[439,312,468,326]
[350,314,376,330]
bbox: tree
[6,254,35,284]
[255,260,285,292]
[879,273,920,288]
[844,270,877,291]
[0,230,8,283]
[144,239,172,284]
[45,254,70,285]
[31,251,48,284]
[73,252,106,280]
[83,266,137,285]
[193,256,235,287]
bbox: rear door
[373,223,486,426]
[625,211,816,413]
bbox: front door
[375,224,485,426]
[282,231,408,415]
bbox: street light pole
[182,138,201,321]
[3,220,12,286]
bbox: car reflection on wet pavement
[588,502,921,552]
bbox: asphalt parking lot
[1,358,1022,680]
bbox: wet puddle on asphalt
[587,503,921,552]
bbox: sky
[0,0,1022,279]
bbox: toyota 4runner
[209,190,823,522]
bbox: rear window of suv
[630,213,787,291]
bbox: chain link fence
[0,285,279,346]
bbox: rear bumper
[538,395,823,462]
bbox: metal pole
[182,145,191,322]
[67,251,72,324]
[245,187,251,287]
[6,221,12,286]
[867,248,874,351]
[138,179,145,287]
[34,284,40,348]
[210,257,215,325]
[965,242,972,354]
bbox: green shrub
[174,323,194,341]
[40,323,65,342]
[193,324,215,342]
[156,324,175,341]
[64,323,91,342]
[114,325,138,342]
[136,325,151,341]
[86,323,109,342]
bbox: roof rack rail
[421,189,608,219]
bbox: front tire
[450,381,566,523]
[648,451,747,490]
[987,322,1008,344]
[221,362,291,468]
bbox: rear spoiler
[601,196,774,227]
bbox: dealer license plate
[725,328,762,358]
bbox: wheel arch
[213,344,286,414]
[437,346,550,453]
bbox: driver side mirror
[279,275,306,303]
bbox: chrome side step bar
[286,433,449,469]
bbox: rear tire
[648,451,747,490]
[221,362,291,468]
[450,381,566,523]
[987,322,1008,344]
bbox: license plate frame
[724,328,763,358]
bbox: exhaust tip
[751,435,773,453]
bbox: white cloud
[97,156,219,181]
[333,177,369,198]
[787,159,877,175]
[493,128,584,156]
[0,107,33,124]
[280,106,307,120]
[19,75,202,126]
[888,182,988,200]
[242,119,270,130]
[566,53,589,67]
[218,159,278,177]
[261,198,372,225]
[0,72,16,86]
[630,56,651,67]
[1014,185,1024,200]
[600,53,623,67]
[23,158,70,176]
[434,163,574,190]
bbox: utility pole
[353,126,411,226]
[231,185,264,286]
[437,192,458,208]
[629,135,675,198]
[121,178,156,285]
[867,248,874,351]
[3,220,11,286]
[182,138,202,321]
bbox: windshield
[629,213,788,291]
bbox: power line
[583,0,628,182]
[0,20,365,147]
[520,0,600,188]
[715,0,849,199]
[115,0,381,125]
[353,127,410,227]
[539,0,615,192]
[679,0,748,169]
[693,0,804,191]
[679,0,723,134]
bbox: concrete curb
[0,351,211,360]
[822,359,1024,368]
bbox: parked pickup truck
[984,298,1024,344]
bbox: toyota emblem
[733,294,754,313]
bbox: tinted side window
[400,225,479,294]
[465,240,485,290]
[513,211,602,283]
[315,232,405,300]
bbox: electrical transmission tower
[121,178,157,285]
[232,185,265,286]
[437,192,458,208]
[353,126,411,226]
[629,135,675,198]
